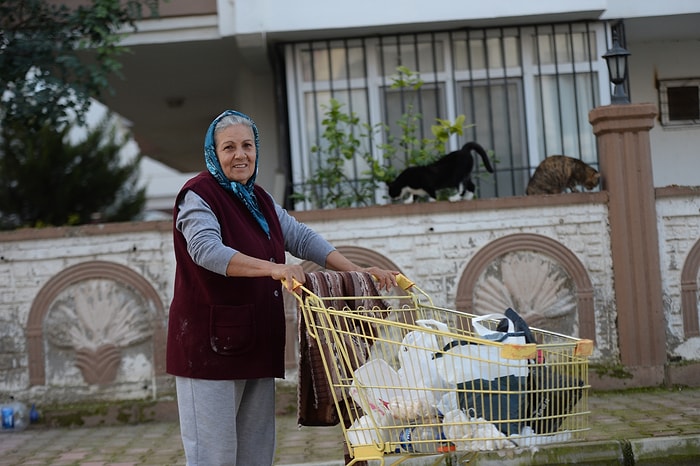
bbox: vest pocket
[209,304,256,356]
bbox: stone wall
[655,187,700,359]
[291,193,616,359]
[0,222,175,404]
[1,187,699,405]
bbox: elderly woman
[167,109,397,466]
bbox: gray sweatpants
[175,376,276,466]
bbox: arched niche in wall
[455,233,596,342]
[26,260,166,387]
[681,238,700,338]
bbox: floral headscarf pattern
[204,110,270,238]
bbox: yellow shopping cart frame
[287,273,593,465]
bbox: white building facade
[86,0,700,212]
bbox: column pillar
[589,103,666,387]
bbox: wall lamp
[603,22,631,104]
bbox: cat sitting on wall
[387,141,494,203]
[526,155,601,195]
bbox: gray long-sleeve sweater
[176,189,335,275]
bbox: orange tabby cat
[526,155,600,195]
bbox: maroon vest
[166,172,286,379]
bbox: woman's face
[215,124,256,183]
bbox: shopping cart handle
[394,273,415,291]
[280,277,304,292]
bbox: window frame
[658,78,700,127]
[284,21,609,210]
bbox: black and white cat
[387,141,494,203]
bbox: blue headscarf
[204,110,270,238]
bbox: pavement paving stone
[0,386,698,465]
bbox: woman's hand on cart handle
[365,269,415,291]
[277,266,414,293]
[363,266,400,291]
[272,264,306,292]
[323,251,406,291]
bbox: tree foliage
[0,116,146,229]
[0,0,159,229]
[0,0,159,126]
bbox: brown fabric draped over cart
[296,271,389,427]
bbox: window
[659,79,700,127]
[284,22,607,210]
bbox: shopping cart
[288,273,593,465]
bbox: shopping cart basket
[288,273,593,465]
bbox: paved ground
[1,386,699,465]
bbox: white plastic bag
[346,413,401,446]
[398,319,450,396]
[472,313,520,340]
[350,358,435,444]
[434,313,528,383]
[347,415,384,445]
[351,359,431,414]
[472,313,528,378]
[442,409,516,451]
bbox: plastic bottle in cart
[399,425,454,453]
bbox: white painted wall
[232,0,605,35]
[629,38,700,188]
[230,0,698,36]
[601,0,700,19]
[223,0,700,193]
[118,0,700,214]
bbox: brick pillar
[589,103,666,387]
